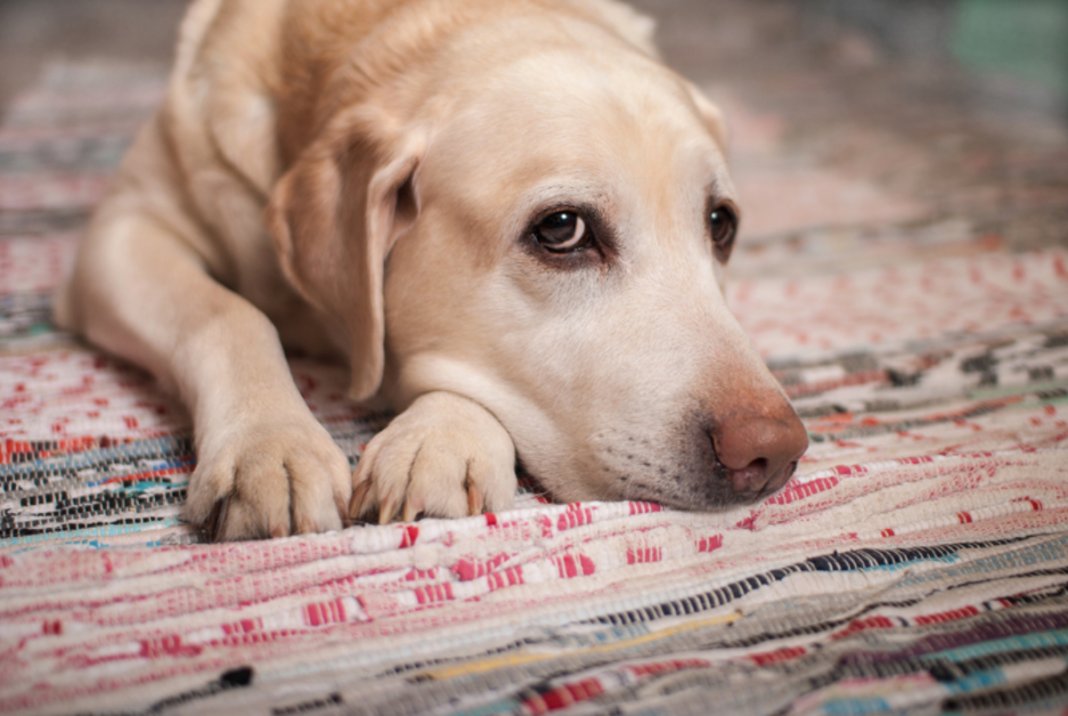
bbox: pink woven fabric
[2,63,1067,715]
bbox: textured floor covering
[1,12,1068,716]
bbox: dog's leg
[59,208,351,540]
[349,392,517,523]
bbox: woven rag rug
[2,61,1068,715]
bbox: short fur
[56,0,807,540]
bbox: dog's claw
[378,492,400,525]
[202,496,231,541]
[467,482,483,516]
[349,480,372,522]
[402,498,422,523]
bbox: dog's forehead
[484,57,702,151]
[424,51,730,212]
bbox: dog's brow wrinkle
[705,178,725,200]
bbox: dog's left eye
[709,203,738,260]
[532,210,592,253]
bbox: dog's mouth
[613,458,796,511]
[518,441,798,512]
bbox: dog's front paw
[349,392,517,523]
[184,416,352,541]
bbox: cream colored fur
[56,0,806,540]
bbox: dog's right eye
[532,210,593,253]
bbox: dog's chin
[616,457,797,511]
[542,416,800,511]
[613,479,770,512]
[524,460,774,513]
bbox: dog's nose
[711,412,808,498]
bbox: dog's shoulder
[161,0,289,196]
[162,0,415,194]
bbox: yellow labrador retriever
[55,0,808,540]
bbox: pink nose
[711,411,808,499]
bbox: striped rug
[1,63,1067,715]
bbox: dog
[54,0,808,541]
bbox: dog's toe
[348,391,517,524]
[186,419,351,541]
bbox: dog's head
[269,8,807,510]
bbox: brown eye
[532,210,592,253]
[709,203,738,257]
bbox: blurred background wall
[812,0,1067,115]
[1,0,1065,119]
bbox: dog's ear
[685,82,729,152]
[267,109,422,403]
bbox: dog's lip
[620,485,738,511]
[618,461,797,511]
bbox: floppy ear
[267,110,421,403]
[685,82,729,152]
